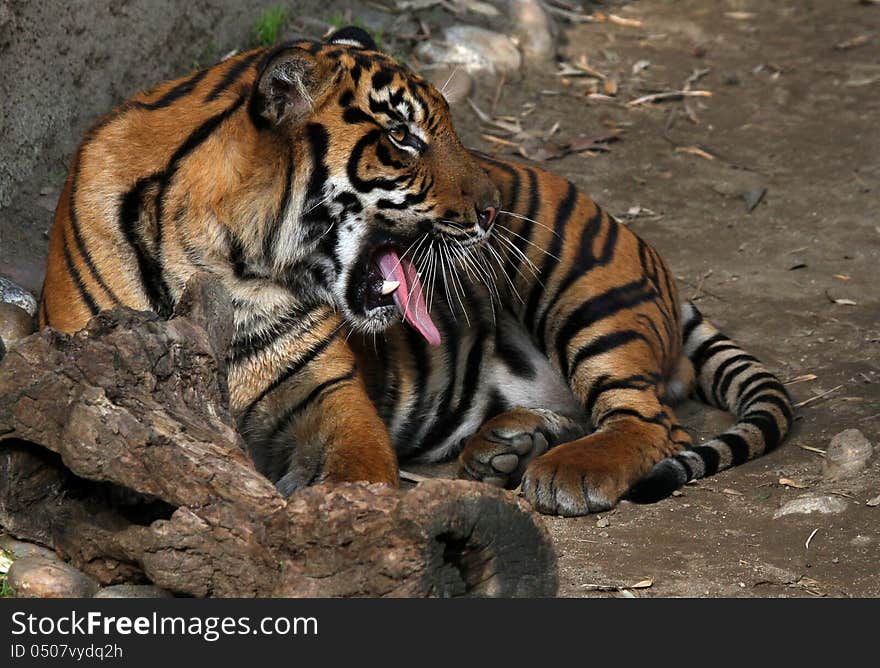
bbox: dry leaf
[675,145,716,160]
[722,488,744,496]
[608,14,643,27]
[833,274,851,281]
[518,138,567,162]
[481,134,520,148]
[568,131,620,153]
[866,494,880,507]
[835,35,871,51]
[628,89,712,106]
[632,59,651,75]
[833,298,857,306]
[725,11,756,20]
[779,477,808,489]
[785,374,818,385]
[630,578,654,589]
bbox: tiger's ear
[326,26,377,51]
[252,47,323,127]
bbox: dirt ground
[441,0,880,597]
[2,0,878,597]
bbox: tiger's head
[248,27,500,345]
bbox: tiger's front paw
[521,442,622,516]
[458,408,578,489]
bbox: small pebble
[773,495,848,519]
[7,557,100,598]
[823,429,873,480]
[508,0,556,63]
[0,276,37,316]
[416,25,522,76]
[0,303,34,347]
[598,531,610,538]
[596,517,610,528]
[94,584,173,599]
[0,535,61,562]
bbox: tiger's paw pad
[521,453,617,517]
[458,418,552,488]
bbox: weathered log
[0,274,557,597]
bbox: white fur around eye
[388,130,418,155]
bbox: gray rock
[7,557,100,598]
[0,535,61,561]
[0,303,35,349]
[94,584,174,599]
[415,25,522,76]
[425,65,473,106]
[508,0,556,63]
[0,277,37,317]
[823,429,873,480]
[773,495,848,519]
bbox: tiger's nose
[476,205,498,231]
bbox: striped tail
[628,300,794,502]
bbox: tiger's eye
[388,127,408,143]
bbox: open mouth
[362,245,441,346]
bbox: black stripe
[204,51,261,101]
[240,324,342,427]
[741,410,782,449]
[584,373,655,414]
[598,407,667,427]
[746,393,793,425]
[68,169,121,305]
[717,431,752,466]
[693,443,721,476]
[535,206,605,352]
[264,368,357,443]
[393,326,434,457]
[688,333,728,373]
[523,181,578,332]
[263,151,295,264]
[555,279,653,378]
[711,354,759,406]
[494,331,536,379]
[60,232,99,315]
[230,306,320,365]
[39,296,48,326]
[133,68,211,110]
[417,325,486,454]
[568,330,650,382]
[119,177,174,317]
[737,375,784,407]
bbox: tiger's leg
[459,408,585,488]
[522,383,694,515]
[231,306,398,496]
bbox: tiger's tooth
[381,280,400,296]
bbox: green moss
[253,6,289,47]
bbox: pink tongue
[376,249,441,346]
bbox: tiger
[39,26,793,515]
